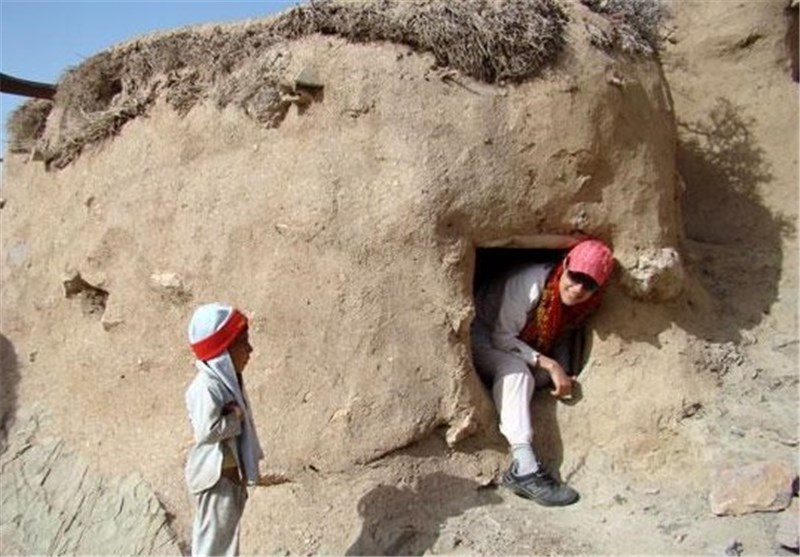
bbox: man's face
[559,269,598,306]
[229,329,253,373]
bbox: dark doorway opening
[473,247,566,294]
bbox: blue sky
[0,1,300,151]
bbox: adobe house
[1,0,704,551]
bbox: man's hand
[538,355,577,399]
[549,369,576,399]
[222,401,245,422]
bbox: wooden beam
[0,73,56,99]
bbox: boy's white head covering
[188,303,263,485]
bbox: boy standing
[185,303,263,556]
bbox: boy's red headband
[190,309,248,360]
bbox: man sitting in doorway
[471,239,614,506]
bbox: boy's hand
[222,401,245,422]
[257,472,291,487]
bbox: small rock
[709,460,795,516]
[606,71,625,87]
[295,66,324,90]
[150,272,183,290]
[149,272,191,304]
[679,400,703,420]
[740,330,757,346]
[101,312,124,331]
[0,198,6,209]
[776,498,799,550]
[620,247,685,301]
[570,206,590,230]
[777,436,798,447]
[100,301,124,331]
[724,539,743,556]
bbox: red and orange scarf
[518,262,604,355]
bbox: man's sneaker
[502,462,579,506]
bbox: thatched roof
[6,0,663,169]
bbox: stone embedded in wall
[619,247,685,301]
[149,272,192,305]
[294,66,324,90]
[100,304,125,331]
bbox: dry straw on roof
[273,0,568,82]
[7,99,52,154]
[581,0,667,54]
[9,0,568,169]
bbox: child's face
[229,329,253,373]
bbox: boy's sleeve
[186,382,242,444]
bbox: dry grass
[12,0,569,169]
[273,0,568,83]
[6,99,53,154]
[581,0,668,54]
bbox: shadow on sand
[346,471,503,556]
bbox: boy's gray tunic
[186,360,263,557]
[185,368,244,493]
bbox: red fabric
[518,262,604,355]
[566,239,614,286]
[191,309,248,360]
